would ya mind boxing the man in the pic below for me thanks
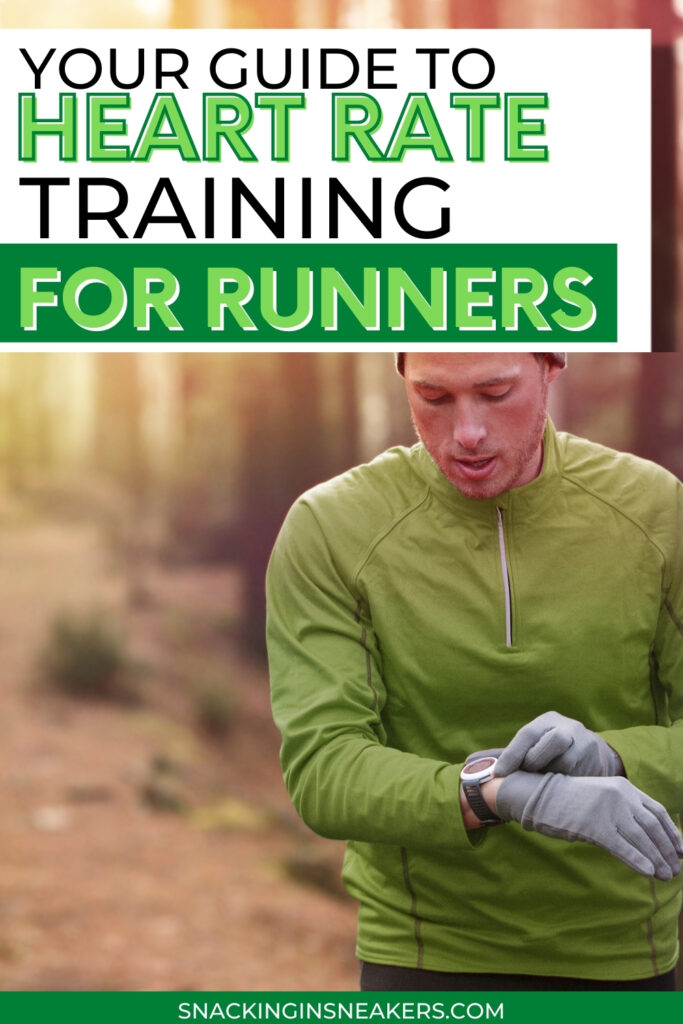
[266,353,683,991]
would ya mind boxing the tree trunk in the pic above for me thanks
[335,353,360,470]
[448,0,498,28]
[94,354,145,496]
[632,353,683,477]
[238,354,328,656]
[635,1,679,350]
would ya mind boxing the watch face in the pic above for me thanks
[462,756,497,776]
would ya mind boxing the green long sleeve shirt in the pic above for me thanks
[266,420,683,981]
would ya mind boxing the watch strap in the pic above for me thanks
[463,781,502,826]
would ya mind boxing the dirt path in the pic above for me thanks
[0,502,358,991]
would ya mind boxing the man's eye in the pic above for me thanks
[420,392,449,404]
[482,390,511,403]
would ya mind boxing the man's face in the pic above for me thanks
[404,353,563,500]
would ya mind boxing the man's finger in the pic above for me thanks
[633,810,683,877]
[606,829,658,878]
[495,725,548,774]
[642,799,683,857]
[613,820,674,882]
[523,730,576,772]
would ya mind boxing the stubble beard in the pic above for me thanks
[413,386,551,501]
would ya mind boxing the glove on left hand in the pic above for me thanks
[494,711,624,778]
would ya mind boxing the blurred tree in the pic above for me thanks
[168,353,242,561]
[552,354,683,480]
[94,354,145,496]
[0,354,54,489]
[0,355,29,490]
[356,353,414,458]
[448,0,498,27]
[170,0,197,26]
[239,354,326,654]
[327,0,344,27]
[553,354,637,454]
[332,353,360,468]
[24,355,52,468]
[632,353,683,478]
[635,0,680,351]
[237,353,370,655]
[93,353,151,604]
[230,0,297,26]
[178,353,201,453]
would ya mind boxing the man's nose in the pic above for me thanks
[452,407,487,450]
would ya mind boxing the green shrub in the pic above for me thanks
[38,611,140,703]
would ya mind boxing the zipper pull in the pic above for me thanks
[496,507,513,648]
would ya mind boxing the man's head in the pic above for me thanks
[395,353,566,376]
[400,353,565,500]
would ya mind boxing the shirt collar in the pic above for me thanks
[413,418,563,522]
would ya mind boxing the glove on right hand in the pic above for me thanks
[496,771,683,882]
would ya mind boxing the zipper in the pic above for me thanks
[496,507,513,648]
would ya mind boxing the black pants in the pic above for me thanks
[360,962,678,991]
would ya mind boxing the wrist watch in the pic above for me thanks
[460,755,501,826]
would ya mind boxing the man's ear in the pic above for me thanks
[546,359,565,384]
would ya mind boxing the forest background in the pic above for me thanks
[0,352,676,990]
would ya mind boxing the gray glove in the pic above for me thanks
[497,771,683,881]
[495,711,624,777]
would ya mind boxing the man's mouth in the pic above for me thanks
[452,455,498,480]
